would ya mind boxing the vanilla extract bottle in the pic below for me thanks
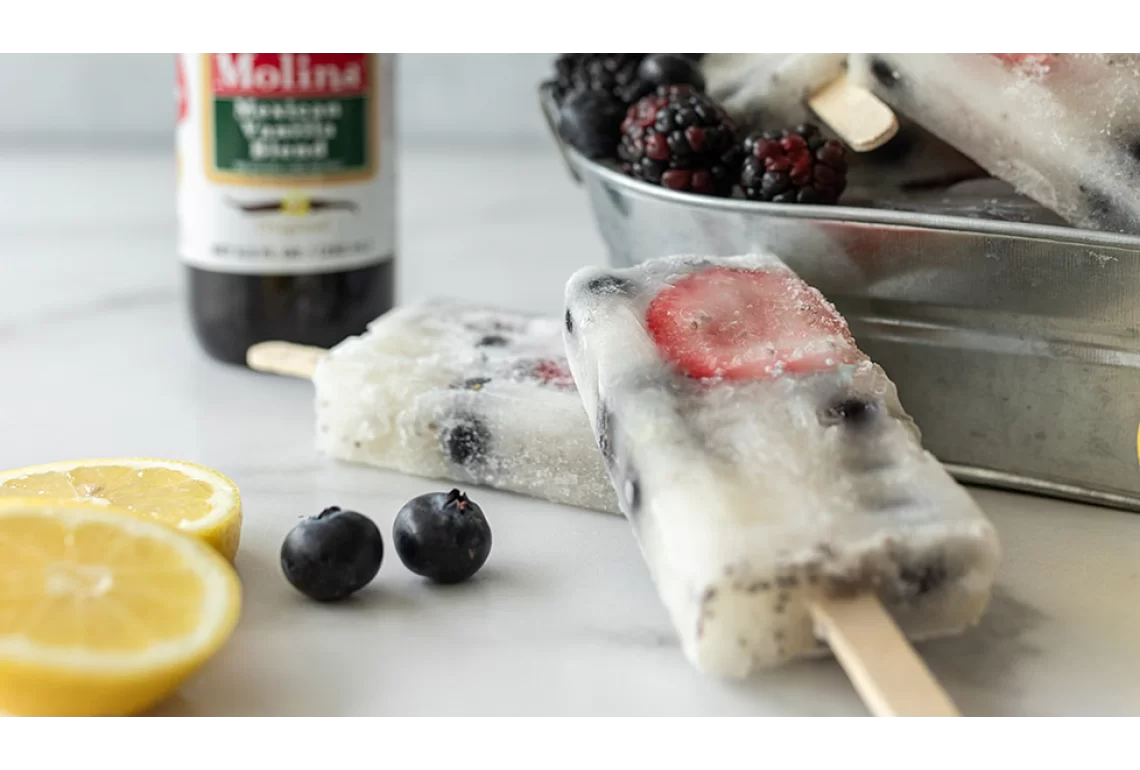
[177,53,396,365]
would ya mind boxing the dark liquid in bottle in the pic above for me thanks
[187,261,395,365]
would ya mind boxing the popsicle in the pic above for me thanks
[247,299,620,514]
[702,53,983,190]
[848,53,1140,233]
[563,253,1000,702]
[703,54,850,134]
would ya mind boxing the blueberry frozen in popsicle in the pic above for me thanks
[849,53,1140,232]
[249,298,620,513]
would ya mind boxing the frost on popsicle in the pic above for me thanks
[850,53,1140,233]
[563,253,1000,677]
[313,299,619,514]
[701,53,983,191]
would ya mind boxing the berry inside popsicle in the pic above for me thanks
[563,253,1000,677]
[849,53,1140,233]
[310,299,620,513]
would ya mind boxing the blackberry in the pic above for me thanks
[740,124,848,204]
[637,54,705,94]
[551,54,648,106]
[618,85,740,197]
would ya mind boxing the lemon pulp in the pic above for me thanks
[0,458,241,561]
[0,499,241,716]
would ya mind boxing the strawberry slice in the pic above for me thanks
[531,358,576,390]
[175,55,188,123]
[990,53,1057,71]
[645,266,862,381]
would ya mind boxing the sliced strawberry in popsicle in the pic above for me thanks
[990,53,1057,71]
[646,266,863,381]
[530,358,576,390]
[175,55,188,123]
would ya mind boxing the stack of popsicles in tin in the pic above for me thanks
[250,248,1001,716]
[847,53,1140,233]
[703,53,1140,234]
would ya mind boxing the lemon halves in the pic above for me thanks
[0,499,241,716]
[0,458,242,562]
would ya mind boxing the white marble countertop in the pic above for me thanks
[1,146,1138,716]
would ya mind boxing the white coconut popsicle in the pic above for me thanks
[703,53,848,131]
[562,253,1000,681]
[251,298,620,514]
[849,53,1140,233]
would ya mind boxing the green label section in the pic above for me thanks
[213,96,369,177]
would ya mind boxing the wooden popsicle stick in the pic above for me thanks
[809,593,960,717]
[246,341,327,379]
[807,72,899,152]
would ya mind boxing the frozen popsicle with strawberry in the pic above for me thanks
[280,298,619,513]
[849,53,1140,232]
[562,253,1000,678]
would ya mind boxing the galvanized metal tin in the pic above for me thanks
[541,89,1140,512]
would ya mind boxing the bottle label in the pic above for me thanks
[177,54,395,275]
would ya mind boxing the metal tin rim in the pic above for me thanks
[539,83,1140,252]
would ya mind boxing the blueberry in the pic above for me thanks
[585,274,636,295]
[1127,137,1140,163]
[441,414,491,468]
[558,89,625,160]
[624,474,642,513]
[861,490,912,510]
[870,58,899,88]
[638,54,706,93]
[596,406,614,463]
[393,489,492,584]
[477,334,509,347]
[823,397,879,426]
[1079,185,1135,232]
[899,561,948,597]
[280,507,384,601]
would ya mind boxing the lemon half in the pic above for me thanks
[0,499,241,716]
[0,458,241,561]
